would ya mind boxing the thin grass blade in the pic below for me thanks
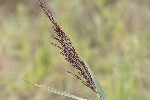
[19,76,87,100]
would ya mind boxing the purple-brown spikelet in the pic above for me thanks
[38,0,97,93]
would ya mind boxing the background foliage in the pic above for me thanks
[0,0,149,100]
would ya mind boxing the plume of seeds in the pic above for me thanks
[38,0,97,93]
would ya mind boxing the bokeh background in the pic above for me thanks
[0,0,150,100]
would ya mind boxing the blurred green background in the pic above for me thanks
[0,0,149,100]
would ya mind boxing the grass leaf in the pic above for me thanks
[84,61,108,100]
[18,76,87,100]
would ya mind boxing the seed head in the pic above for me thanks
[38,0,97,93]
